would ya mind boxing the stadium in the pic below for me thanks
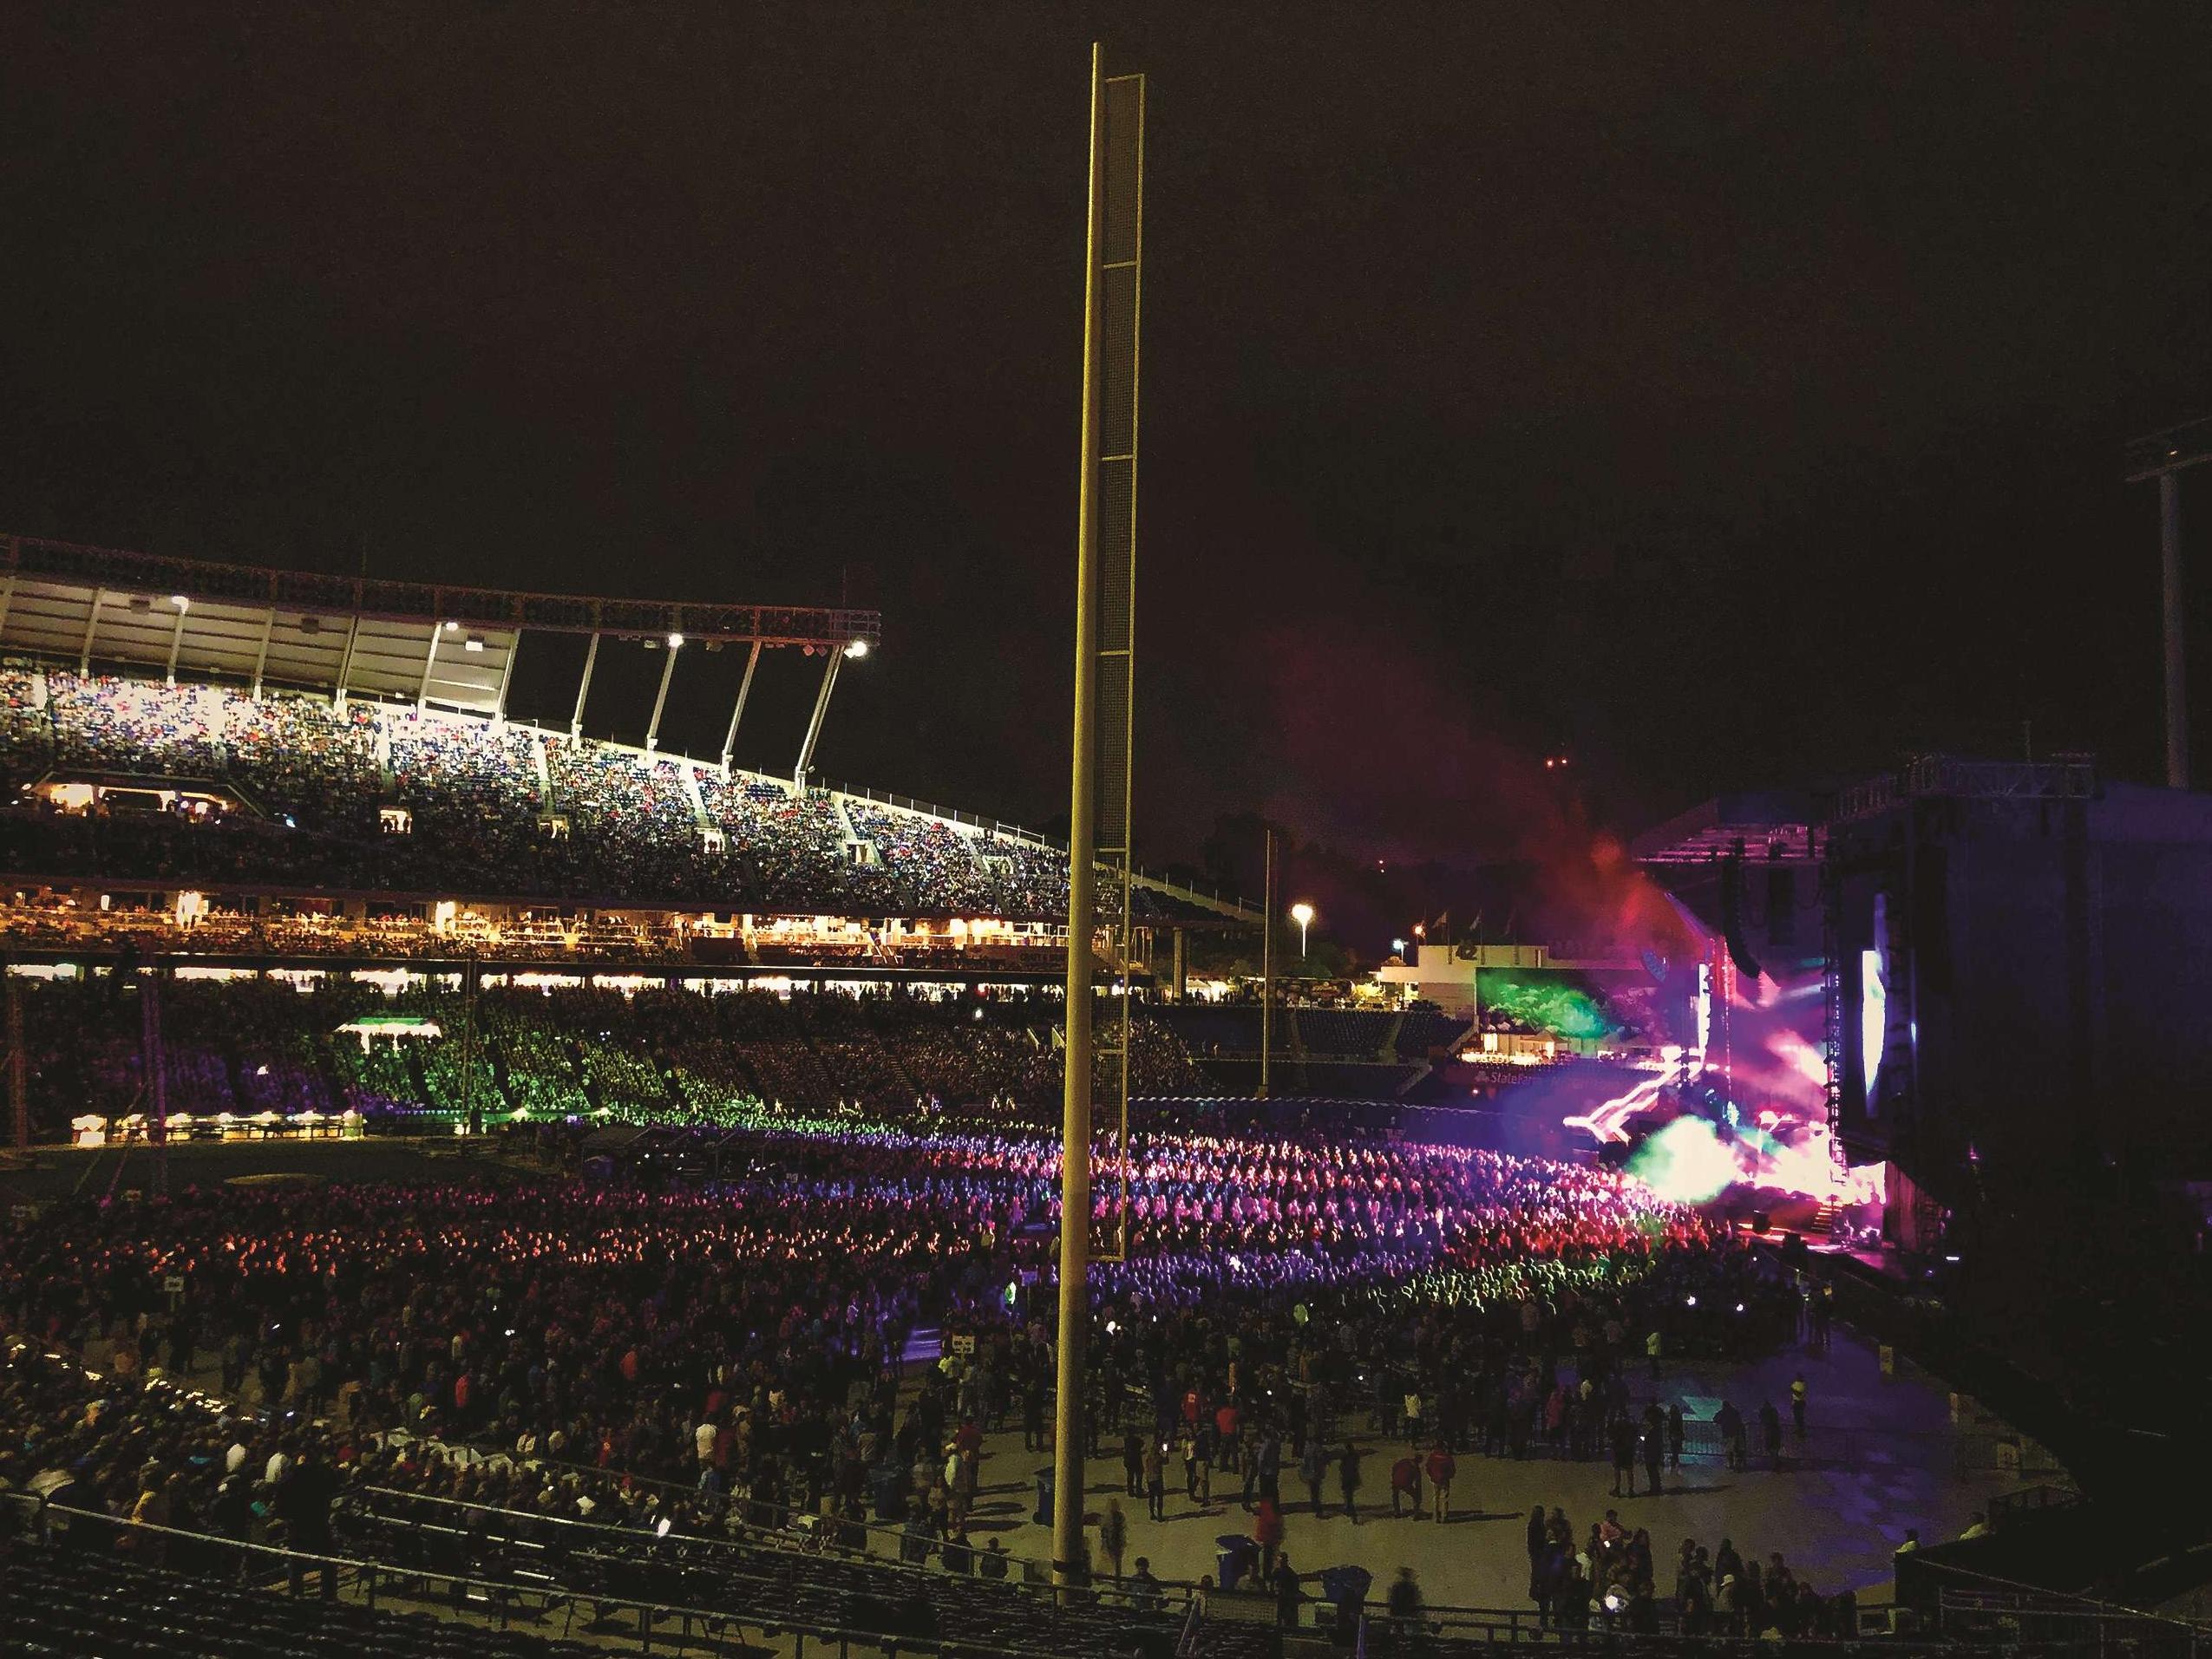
[8,18,2212,1659]
[0,550,2142,1658]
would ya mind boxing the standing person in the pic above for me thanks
[1100,1498,1129,1583]
[1122,1427,1144,1497]
[1388,1566,1426,1647]
[1215,1399,1242,1477]
[1716,1401,1747,1472]
[1667,1403,1686,1472]
[1641,1411,1666,1498]
[1338,1441,1363,1525]
[1646,1328,1663,1379]
[1273,1551,1305,1630]
[1300,1438,1328,1516]
[274,1446,338,1601]
[1253,1496,1285,1578]
[1426,1443,1456,1523]
[1790,1375,1809,1439]
[1143,1438,1168,1521]
[1525,1505,1548,1606]
[1759,1401,1784,1466]
[1180,1426,1201,1501]
[1609,1415,1638,1498]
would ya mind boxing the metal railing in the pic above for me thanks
[345,1478,1202,1616]
[816,775,1260,921]
[11,1494,2138,1657]
[12,1501,1094,1659]
[1923,1563,2211,1659]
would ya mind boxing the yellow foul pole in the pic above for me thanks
[1051,40,1109,1595]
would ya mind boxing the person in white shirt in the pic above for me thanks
[264,1449,291,1488]
[695,1421,717,1463]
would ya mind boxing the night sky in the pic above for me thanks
[5,4,2211,916]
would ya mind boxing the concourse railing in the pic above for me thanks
[10,1501,1103,1659]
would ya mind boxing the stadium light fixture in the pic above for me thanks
[666,632,684,650]
[169,594,189,611]
[442,619,458,631]
[1290,901,1315,958]
[1391,937,1407,956]
[844,638,870,659]
[463,634,486,654]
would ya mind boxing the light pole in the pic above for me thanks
[2128,420,2212,789]
[1291,902,1314,960]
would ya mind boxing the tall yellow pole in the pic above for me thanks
[1052,40,1108,1596]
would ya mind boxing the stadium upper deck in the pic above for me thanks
[0,539,1253,948]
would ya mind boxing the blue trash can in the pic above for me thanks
[1320,1565,1372,1610]
[1215,1534,1258,1592]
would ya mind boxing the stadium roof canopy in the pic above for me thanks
[0,533,882,718]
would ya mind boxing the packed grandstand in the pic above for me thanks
[0,667,1082,919]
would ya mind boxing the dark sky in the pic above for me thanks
[5,3,2211,882]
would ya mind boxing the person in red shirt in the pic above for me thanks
[1253,1496,1285,1577]
[1390,1453,1422,1519]
[1425,1445,1456,1523]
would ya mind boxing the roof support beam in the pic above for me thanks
[333,616,362,708]
[794,647,842,785]
[570,631,600,740]
[250,611,275,699]
[164,600,188,686]
[0,576,15,642]
[78,588,104,675]
[719,640,762,775]
[417,621,445,714]
[494,636,519,722]
[645,638,681,751]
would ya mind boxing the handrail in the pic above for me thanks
[20,1501,1097,1659]
[817,774,1261,923]
[350,1477,1152,1610]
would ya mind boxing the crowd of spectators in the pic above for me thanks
[1522,1503,1859,1638]
[0,1078,1865,1652]
[0,1123,1756,1520]
[0,668,1102,918]
[2,975,1207,1141]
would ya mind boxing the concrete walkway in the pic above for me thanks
[952,1328,2052,1608]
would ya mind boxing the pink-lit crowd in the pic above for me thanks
[0,1110,1816,1642]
